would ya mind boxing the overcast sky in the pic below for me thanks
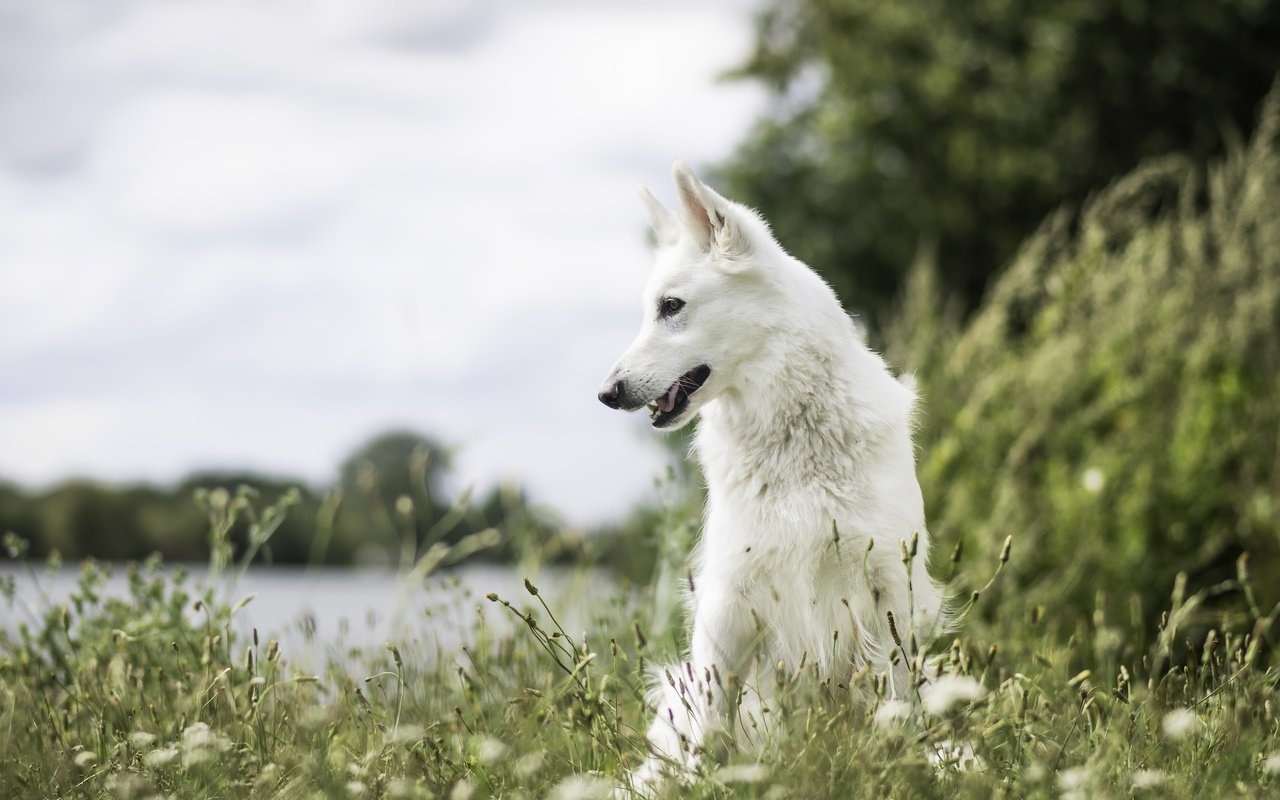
[0,0,767,526]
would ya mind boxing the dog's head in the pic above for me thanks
[598,162,781,431]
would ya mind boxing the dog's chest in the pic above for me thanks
[696,415,871,530]
[707,538,877,676]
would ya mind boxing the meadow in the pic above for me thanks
[1,483,1278,800]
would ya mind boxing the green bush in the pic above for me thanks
[888,91,1280,631]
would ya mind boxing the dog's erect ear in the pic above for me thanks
[671,161,750,263]
[638,185,679,247]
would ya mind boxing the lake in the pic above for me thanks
[0,562,621,671]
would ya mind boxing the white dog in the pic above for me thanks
[598,163,945,794]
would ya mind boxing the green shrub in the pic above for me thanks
[889,91,1280,632]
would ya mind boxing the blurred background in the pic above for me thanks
[3,0,1280,630]
[0,0,763,566]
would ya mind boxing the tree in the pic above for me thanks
[720,0,1280,313]
[337,429,452,516]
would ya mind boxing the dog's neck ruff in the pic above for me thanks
[702,331,907,474]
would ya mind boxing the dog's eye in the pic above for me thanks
[659,297,685,318]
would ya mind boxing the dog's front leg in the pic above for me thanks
[622,578,757,796]
[688,576,760,717]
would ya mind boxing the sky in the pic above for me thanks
[0,0,768,526]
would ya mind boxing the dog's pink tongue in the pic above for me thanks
[659,383,680,413]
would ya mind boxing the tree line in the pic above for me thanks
[0,431,572,568]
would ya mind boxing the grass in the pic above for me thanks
[1,487,1279,800]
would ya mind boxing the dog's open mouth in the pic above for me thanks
[647,365,712,428]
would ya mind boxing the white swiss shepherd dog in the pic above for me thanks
[598,162,946,794]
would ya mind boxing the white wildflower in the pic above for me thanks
[104,771,148,799]
[873,699,912,729]
[127,731,157,749]
[515,750,545,778]
[921,675,986,715]
[1058,764,1093,800]
[346,780,367,797]
[181,722,221,751]
[1262,752,1280,775]
[182,748,215,768]
[1161,708,1197,740]
[1058,765,1090,790]
[73,749,97,768]
[389,724,425,746]
[472,736,508,765]
[178,721,230,769]
[715,763,770,784]
[144,747,179,768]
[449,779,475,800]
[1082,468,1105,494]
[547,774,615,800]
[1131,769,1166,789]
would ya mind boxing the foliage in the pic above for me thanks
[336,431,453,540]
[885,91,1280,629]
[0,430,564,567]
[720,0,1280,311]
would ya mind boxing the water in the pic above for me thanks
[0,562,618,671]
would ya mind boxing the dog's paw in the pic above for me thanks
[927,738,984,771]
[613,754,695,799]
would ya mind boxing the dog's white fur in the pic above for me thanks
[600,163,944,795]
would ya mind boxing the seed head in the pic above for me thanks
[1161,708,1197,740]
[144,747,179,767]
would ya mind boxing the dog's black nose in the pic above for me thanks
[598,380,625,409]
